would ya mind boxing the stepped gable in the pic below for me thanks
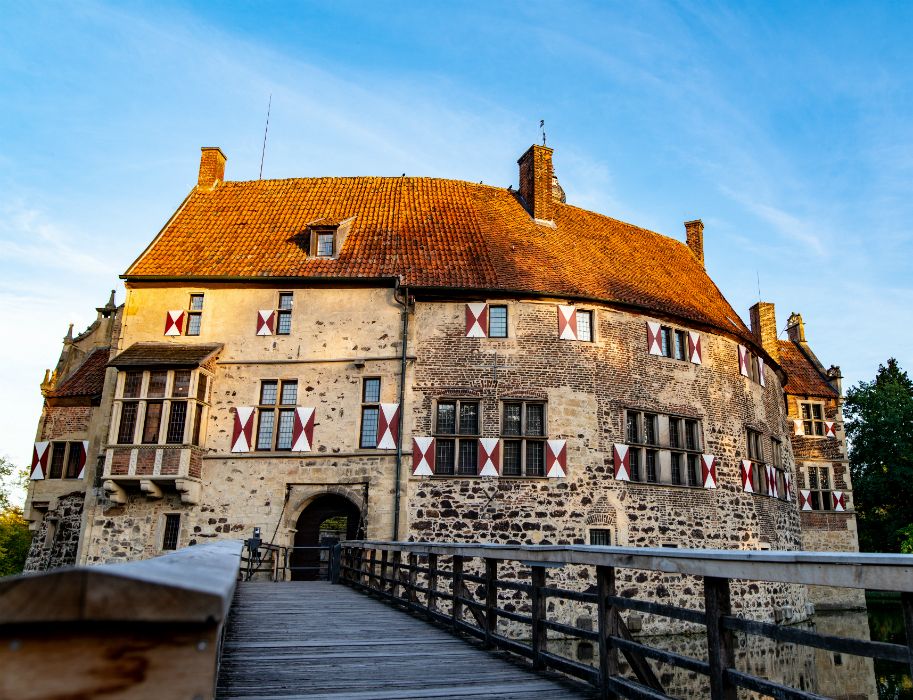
[126,176,753,344]
[778,340,838,397]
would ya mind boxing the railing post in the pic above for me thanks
[597,565,619,699]
[484,558,498,648]
[408,552,418,604]
[329,543,341,584]
[704,576,737,700]
[531,565,547,670]
[427,552,438,615]
[452,555,464,629]
[902,592,913,684]
[391,550,403,600]
[379,549,389,594]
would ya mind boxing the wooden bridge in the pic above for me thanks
[2,540,913,700]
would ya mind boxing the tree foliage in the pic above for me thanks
[0,507,31,577]
[845,358,913,553]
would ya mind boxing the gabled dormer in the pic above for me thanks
[305,217,355,259]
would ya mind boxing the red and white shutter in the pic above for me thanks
[257,310,275,336]
[546,439,567,478]
[231,407,255,452]
[701,454,717,489]
[757,357,766,387]
[76,440,89,479]
[825,421,837,438]
[558,306,578,341]
[799,489,812,510]
[741,460,754,493]
[291,407,315,452]
[783,470,792,501]
[766,465,778,498]
[688,332,703,365]
[31,441,49,480]
[833,491,846,511]
[465,303,489,338]
[164,310,185,336]
[377,403,400,449]
[412,437,435,476]
[793,420,805,436]
[738,345,750,377]
[613,444,630,481]
[646,321,663,355]
[478,438,500,477]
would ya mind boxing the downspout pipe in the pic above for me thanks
[392,277,411,541]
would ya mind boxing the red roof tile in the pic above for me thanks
[46,347,109,398]
[127,177,755,343]
[778,341,837,397]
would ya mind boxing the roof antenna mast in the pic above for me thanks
[540,119,546,146]
[756,270,762,302]
[259,94,272,180]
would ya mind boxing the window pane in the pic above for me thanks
[435,440,455,475]
[196,374,209,403]
[687,454,699,486]
[436,402,456,434]
[577,311,592,342]
[822,490,832,510]
[360,407,378,448]
[646,450,657,482]
[148,371,167,398]
[671,453,682,485]
[118,403,138,444]
[629,448,640,481]
[686,420,698,451]
[459,402,479,435]
[317,232,334,256]
[804,420,814,436]
[186,312,202,336]
[674,330,687,360]
[819,467,830,489]
[503,404,521,436]
[189,294,204,311]
[526,441,545,476]
[278,292,294,310]
[257,411,275,450]
[488,306,508,337]
[123,371,143,398]
[525,404,544,436]
[502,441,521,476]
[65,442,83,478]
[172,370,191,397]
[627,412,639,443]
[363,378,381,403]
[661,327,672,357]
[276,409,295,449]
[260,381,278,405]
[142,402,163,443]
[814,421,824,436]
[458,439,478,475]
[162,514,180,550]
[644,414,657,445]
[49,443,66,479]
[589,529,611,546]
[812,404,823,419]
[277,310,292,334]
[280,381,298,405]
[166,401,188,444]
[669,419,680,448]
[192,405,203,446]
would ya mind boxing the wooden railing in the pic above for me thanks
[0,540,242,700]
[339,541,913,700]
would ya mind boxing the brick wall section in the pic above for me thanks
[40,406,92,439]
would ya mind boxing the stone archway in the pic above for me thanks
[289,493,364,580]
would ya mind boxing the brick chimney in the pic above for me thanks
[749,301,780,364]
[518,145,556,223]
[786,312,805,343]
[198,147,227,188]
[684,220,704,266]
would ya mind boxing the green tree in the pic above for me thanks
[845,358,913,552]
[0,457,31,576]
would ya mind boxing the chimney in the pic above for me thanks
[518,145,556,223]
[684,220,704,266]
[786,312,805,343]
[749,301,780,364]
[198,147,227,188]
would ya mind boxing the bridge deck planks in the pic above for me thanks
[217,581,591,699]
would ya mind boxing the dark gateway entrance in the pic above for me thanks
[290,494,363,580]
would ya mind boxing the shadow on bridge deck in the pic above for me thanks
[217,581,591,699]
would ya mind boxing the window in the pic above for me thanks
[657,325,691,360]
[804,466,833,511]
[256,380,297,450]
[800,402,826,437]
[186,294,204,336]
[488,305,508,338]
[360,378,381,448]
[501,401,546,477]
[433,400,480,475]
[771,438,786,500]
[674,330,687,361]
[746,429,767,494]
[589,529,611,546]
[277,292,293,335]
[625,411,703,487]
[113,369,210,447]
[162,514,181,550]
[316,230,335,257]
[42,442,88,480]
[577,310,593,342]
[660,327,672,357]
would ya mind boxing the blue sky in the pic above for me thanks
[1,1,912,477]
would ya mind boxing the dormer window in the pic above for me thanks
[303,216,354,259]
[316,230,335,257]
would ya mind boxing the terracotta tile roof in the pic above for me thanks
[778,340,837,397]
[127,177,755,343]
[46,347,109,398]
[110,343,223,368]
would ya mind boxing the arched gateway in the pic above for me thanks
[290,494,364,580]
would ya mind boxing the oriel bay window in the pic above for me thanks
[434,399,480,475]
[502,401,546,477]
[625,410,703,486]
[113,368,210,446]
[257,380,298,450]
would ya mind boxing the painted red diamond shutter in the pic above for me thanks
[701,454,717,489]
[833,491,846,511]
[31,441,49,480]
[757,357,766,387]
[825,421,836,438]
[613,444,630,481]
[740,460,754,493]
[231,407,255,452]
[291,407,315,452]
[478,438,500,477]
[257,310,275,336]
[783,470,792,501]
[77,440,89,479]
[546,440,567,478]
[799,489,812,510]
[465,303,488,338]
[558,306,577,341]
[412,437,435,476]
[165,310,185,336]
[646,322,662,355]
[738,345,750,377]
[793,420,805,436]
[377,403,400,449]
[688,332,702,365]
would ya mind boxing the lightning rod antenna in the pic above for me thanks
[259,94,272,180]
[540,119,546,146]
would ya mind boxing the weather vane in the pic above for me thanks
[540,119,546,146]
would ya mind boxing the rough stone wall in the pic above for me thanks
[23,492,84,571]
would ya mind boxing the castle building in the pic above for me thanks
[24,144,859,613]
